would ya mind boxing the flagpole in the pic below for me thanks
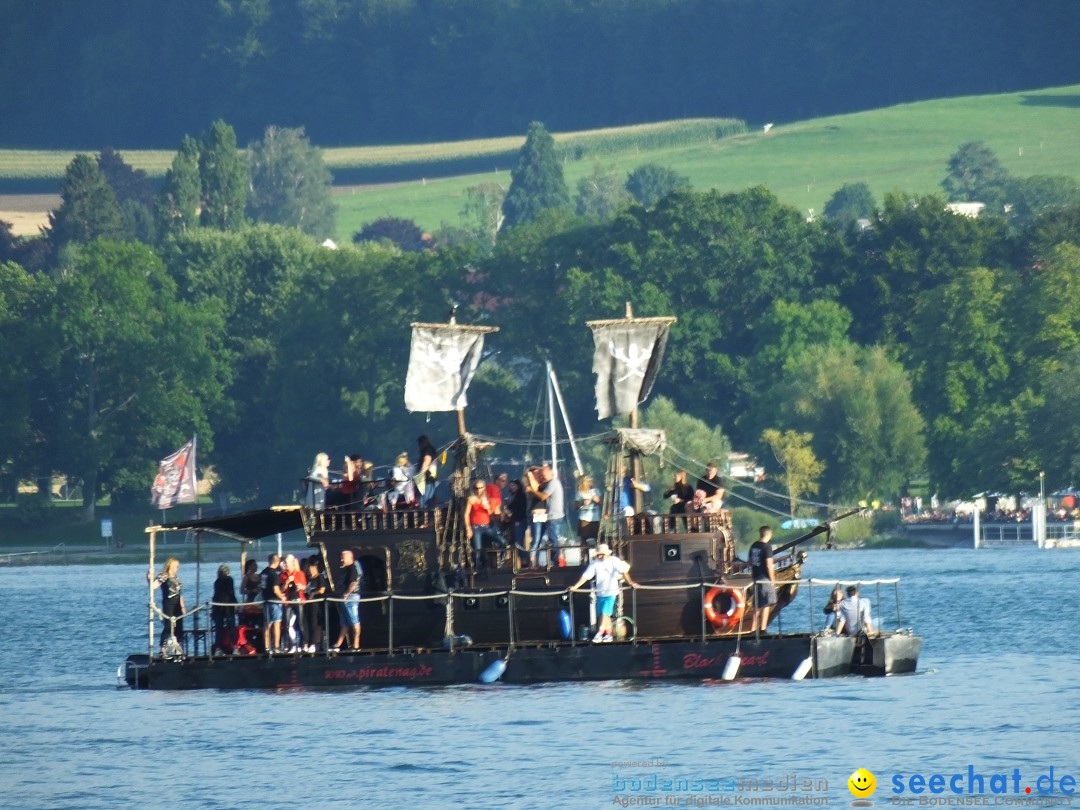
[149,526,156,656]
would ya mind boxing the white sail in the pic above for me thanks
[404,324,492,412]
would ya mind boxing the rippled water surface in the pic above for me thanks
[3,547,1079,808]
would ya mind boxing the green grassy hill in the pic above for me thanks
[331,84,1080,239]
[1,84,1077,242]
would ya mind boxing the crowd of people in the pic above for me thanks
[149,447,737,655]
[152,547,363,657]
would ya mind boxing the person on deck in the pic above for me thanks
[506,478,530,566]
[389,452,417,509]
[569,543,639,643]
[416,435,439,507]
[331,454,363,508]
[575,474,601,544]
[528,463,566,565]
[835,585,874,637]
[487,473,508,540]
[211,564,237,655]
[331,549,363,652]
[241,559,261,602]
[748,526,777,633]
[823,586,845,631]
[663,470,694,515]
[279,554,307,652]
[149,558,186,655]
[261,553,285,653]
[308,452,331,510]
[303,556,329,652]
[619,467,650,517]
[695,461,725,511]
[466,478,506,573]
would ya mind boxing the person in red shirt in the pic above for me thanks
[279,554,308,652]
[486,472,507,543]
[467,479,506,573]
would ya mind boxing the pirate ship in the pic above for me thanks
[124,308,920,690]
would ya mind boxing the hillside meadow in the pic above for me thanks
[1,84,1077,239]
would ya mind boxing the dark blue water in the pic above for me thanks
[3,547,1078,808]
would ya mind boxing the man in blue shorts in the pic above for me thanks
[569,543,639,643]
[260,554,284,653]
[331,549,362,652]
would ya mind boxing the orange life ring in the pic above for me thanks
[703,586,745,630]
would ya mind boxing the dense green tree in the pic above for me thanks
[575,164,630,220]
[501,122,570,228]
[157,135,202,238]
[47,155,128,254]
[33,240,229,517]
[353,217,427,252]
[942,141,1010,207]
[836,191,1012,347]
[199,119,248,230]
[823,182,876,226]
[906,266,1013,495]
[0,221,49,272]
[764,343,926,504]
[761,428,824,516]
[1006,175,1080,229]
[458,183,506,248]
[1036,349,1080,483]
[625,163,690,209]
[0,262,54,493]
[246,125,336,237]
[97,147,155,208]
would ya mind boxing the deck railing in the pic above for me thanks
[149,571,819,660]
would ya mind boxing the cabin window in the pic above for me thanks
[662,543,681,562]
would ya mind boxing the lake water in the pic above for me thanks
[3,547,1079,809]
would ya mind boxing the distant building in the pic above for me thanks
[945,202,985,218]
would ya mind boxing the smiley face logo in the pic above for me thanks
[848,768,877,798]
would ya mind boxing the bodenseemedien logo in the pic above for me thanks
[848,768,877,806]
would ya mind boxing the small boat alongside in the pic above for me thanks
[123,308,921,690]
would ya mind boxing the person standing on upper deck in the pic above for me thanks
[466,478,506,573]
[619,466,651,517]
[748,526,777,633]
[416,435,439,507]
[529,463,566,564]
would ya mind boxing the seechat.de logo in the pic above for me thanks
[848,768,877,806]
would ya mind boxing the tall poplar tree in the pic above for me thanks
[157,135,201,237]
[199,120,248,231]
[501,121,569,228]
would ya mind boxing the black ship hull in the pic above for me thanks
[123,631,919,690]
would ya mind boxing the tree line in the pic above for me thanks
[2,0,1078,150]
[2,119,1079,519]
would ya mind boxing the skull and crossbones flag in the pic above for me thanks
[404,325,489,412]
[151,437,197,509]
[591,322,671,419]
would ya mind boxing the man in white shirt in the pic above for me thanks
[569,543,639,643]
[835,585,873,636]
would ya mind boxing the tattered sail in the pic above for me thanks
[404,322,497,412]
[589,319,673,419]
